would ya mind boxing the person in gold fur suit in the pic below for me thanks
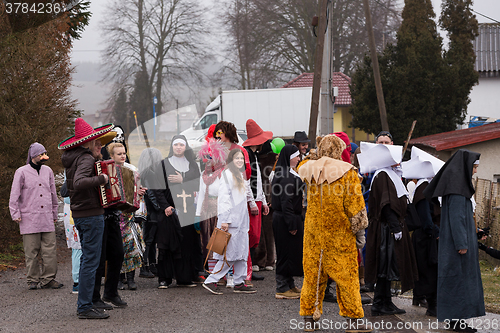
[298,135,371,332]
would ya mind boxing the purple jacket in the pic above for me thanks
[9,164,58,235]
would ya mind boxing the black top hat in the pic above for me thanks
[293,131,310,143]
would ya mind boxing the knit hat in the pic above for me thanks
[26,142,47,164]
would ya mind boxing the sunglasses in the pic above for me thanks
[215,129,224,138]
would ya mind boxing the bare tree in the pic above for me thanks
[100,0,212,123]
[330,0,402,74]
[218,0,278,89]
[219,0,402,88]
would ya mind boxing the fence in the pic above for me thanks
[474,178,500,255]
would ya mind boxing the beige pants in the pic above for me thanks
[22,232,57,285]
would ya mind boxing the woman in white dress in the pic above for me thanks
[202,149,257,295]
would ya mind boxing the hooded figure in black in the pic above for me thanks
[271,144,304,298]
[362,143,418,317]
[409,179,441,317]
[423,149,485,328]
[152,134,202,287]
[163,134,200,227]
[253,140,277,270]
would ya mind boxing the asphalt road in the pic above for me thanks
[1,227,499,333]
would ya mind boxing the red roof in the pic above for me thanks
[409,122,500,151]
[282,72,314,88]
[281,72,352,106]
[332,72,352,105]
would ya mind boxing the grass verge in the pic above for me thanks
[480,260,500,314]
[0,242,24,271]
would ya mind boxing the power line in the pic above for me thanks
[471,9,500,25]
[372,0,500,25]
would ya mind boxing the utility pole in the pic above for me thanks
[308,0,328,146]
[362,0,389,132]
[320,0,332,136]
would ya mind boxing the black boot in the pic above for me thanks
[360,282,374,292]
[371,279,393,316]
[139,265,155,278]
[149,263,158,276]
[384,280,405,314]
[118,273,126,290]
[412,295,428,308]
[425,293,437,317]
[126,270,137,290]
[385,297,406,314]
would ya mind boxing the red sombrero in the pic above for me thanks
[58,118,115,150]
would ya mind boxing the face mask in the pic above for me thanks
[113,128,125,143]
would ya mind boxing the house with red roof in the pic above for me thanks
[409,121,500,181]
[282,72,374,143]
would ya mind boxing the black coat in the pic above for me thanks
[155,156,202,281]
[411,182,439,297]
[161,157,200,227]
[151,184,182,256]
[272,173,304,277]
[365,171,418,293]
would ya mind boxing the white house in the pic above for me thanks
[466,23,500,125]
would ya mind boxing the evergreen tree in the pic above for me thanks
[0,7,88,250]
[129,70,153,128]
[350,0,478,144]
[439,0,478,125]
[112,88,130,135]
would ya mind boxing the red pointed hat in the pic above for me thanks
[242,119,273,147]
[58,118,114,150]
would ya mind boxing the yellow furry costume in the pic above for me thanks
[298,135,368,319]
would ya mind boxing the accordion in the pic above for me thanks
[95,160,141,213]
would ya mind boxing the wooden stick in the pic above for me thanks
[402,120,417,158]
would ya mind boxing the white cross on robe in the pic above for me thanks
[177,189,192,213]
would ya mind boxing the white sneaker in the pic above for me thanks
[265,266,274,271]
[252,265,260,272]
[226,276,234,288]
